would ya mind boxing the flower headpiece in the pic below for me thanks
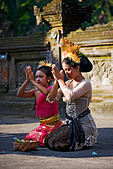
[39,60,52,67]
[62,39,81,63]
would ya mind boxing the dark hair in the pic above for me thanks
[62,57,80,69]
[35,66,53,79]
[62,54,93,72]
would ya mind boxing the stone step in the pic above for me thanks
[0,92,113,119]
[0,98,66,118]
[0,36,48,48]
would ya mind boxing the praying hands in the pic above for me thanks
[52,64,64,81]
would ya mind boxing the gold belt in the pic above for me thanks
[40,114,61,125]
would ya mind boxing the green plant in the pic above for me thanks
[79,0,113,30]
[0,0,36,36]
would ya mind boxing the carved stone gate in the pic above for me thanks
[0,0,113,93]
[34,0,113,91]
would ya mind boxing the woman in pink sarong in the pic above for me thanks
[17,61,63,146]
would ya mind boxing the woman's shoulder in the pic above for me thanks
[80,78,92,91]
[81,78,91,84]
[73,79,91,92]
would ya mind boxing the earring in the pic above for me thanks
[47,79,50,83]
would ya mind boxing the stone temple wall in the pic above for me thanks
[0,22,113,92]
[66,22,113,91]
[33,0,113,91]
[0,34,51,93]
[82,58,113,91]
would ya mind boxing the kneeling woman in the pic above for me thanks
[45,39,98,151]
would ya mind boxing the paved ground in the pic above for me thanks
[0,115,113,169]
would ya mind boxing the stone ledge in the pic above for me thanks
[0,98,113,120]
[0,92,113,119]
[0,101,66,118]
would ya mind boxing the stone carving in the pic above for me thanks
[0,1,113,93]
[86,21,113,30]
[84,59,113,90]
[48,28,62,68]
[49,29,61,46]
[56,3,62,21]
[33,6,42,26]
[16,61,39,89]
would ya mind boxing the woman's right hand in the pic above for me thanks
[26,66,35,82]
[25,66,31,82]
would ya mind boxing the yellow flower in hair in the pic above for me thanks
[39,60,46,66]
[45,62,52,67]
[39,60,52,67]
[62,39,81,63]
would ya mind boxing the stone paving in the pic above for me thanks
[0,115,113,169]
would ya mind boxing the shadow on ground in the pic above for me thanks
[0,127,113,158]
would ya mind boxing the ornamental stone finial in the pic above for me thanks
[33,6,42,25]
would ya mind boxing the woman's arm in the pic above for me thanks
[58,79,92,101]
[47,80,58,102]
[46,65,63,102]
[31,80,50,95]
[17,79,35,98]
[52,64,69,97]
[46,80,62,102]
[52,65,91,101]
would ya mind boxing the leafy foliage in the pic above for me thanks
[35,0,52,9]
[0,0,53,36]
[0,0,36,36]
[0,0,113,36]
[78,0,113,30]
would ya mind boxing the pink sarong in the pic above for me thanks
[25,86,63,146]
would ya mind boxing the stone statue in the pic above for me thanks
[33,6,42,26]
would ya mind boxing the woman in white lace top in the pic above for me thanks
[45,39,98,151]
